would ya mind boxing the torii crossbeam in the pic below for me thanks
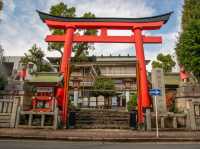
[38,10,172,127]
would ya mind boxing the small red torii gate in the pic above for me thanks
[38,11,172,126]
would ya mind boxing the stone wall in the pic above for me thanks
[174,84,200,130]
[175,84,200,113]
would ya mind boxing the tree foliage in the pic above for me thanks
[20,44,52,72]
[0,45,3,63]
[0,74,7,90]
[0,0,3,22]
[0,45,7,90]
[176,0,200,82]
[127,94,137,112]
[48,2,97,62]
[151,53,176,72]
[0,0,3,12]
[92,77,116,98]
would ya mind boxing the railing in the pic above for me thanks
[150,112,188,130]
[174,84,200,130]
[15,99,59,129]
[77,97,125,110]
[193,102,200,130]
[15,109,58,129]
[0,94,21,128]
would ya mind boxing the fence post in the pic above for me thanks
[161,117,165,129]
[10,97,19,128]
[145,108,151,131]
[188,100,197,130]
[186,110,191,129]
[173,117,177,129]
[41,114,45,127]
[15,106,21,128]
[53,107,58,130]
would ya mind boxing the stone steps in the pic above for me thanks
[75,109,130,129]
[75,124,130,129]
[0,114,11,128]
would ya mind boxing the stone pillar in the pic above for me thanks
[73,88,79,107]
[145,108,151,131]
[188,100,197,130]
[186,110,191,129]
[151,68,167,113]
[173,117,177,129]
[73,80,80,107]
[124,79,131,109]
[125,90,130,107]
[120,96,123,107]
[161,117,165,129]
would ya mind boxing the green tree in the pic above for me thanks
[127,94,137,112]
[48,2,97,62]
[0,3,6,90]
[176,0,200,82]
[151,53,176,72]
[0,75,7,90]
[181,0,200,30]
[0,45,7,90]
[0,0,3,22]
[20,44,52,72]
[0,0,3,12]
[92,77,116,99]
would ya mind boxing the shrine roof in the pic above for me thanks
[37,10,173,24]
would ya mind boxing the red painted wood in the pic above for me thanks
[46,35,162,43]
[136,61,143,124]
[45,20,164,30]
[101,28,107,37]
[134,28,150,111]
[60,27,75,127]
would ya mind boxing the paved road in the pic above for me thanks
[0,140,200,149]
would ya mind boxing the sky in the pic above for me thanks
[0,0,184,71]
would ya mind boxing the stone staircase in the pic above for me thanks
[75,109,130,129]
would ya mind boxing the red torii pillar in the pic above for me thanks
[37,10,172,127]
[134,28,150,123]
[60,27,75,125]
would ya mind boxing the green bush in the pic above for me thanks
[127,94,137,112]
[0,74,7,90]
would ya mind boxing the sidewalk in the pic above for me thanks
[0,128,200,142]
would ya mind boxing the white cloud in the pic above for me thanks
[0,0,157,57]
[75,0,155,17]
[73,0,156,56]
[5,0,15,13]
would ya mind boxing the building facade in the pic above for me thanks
[48,55,150,110]
[2,55,150,110]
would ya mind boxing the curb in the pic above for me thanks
[0,135,200,142]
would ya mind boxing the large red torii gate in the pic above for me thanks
[38,10,172,126]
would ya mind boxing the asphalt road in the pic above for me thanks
[0,140,200,149]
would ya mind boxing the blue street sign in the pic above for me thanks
[149,88,161,96]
